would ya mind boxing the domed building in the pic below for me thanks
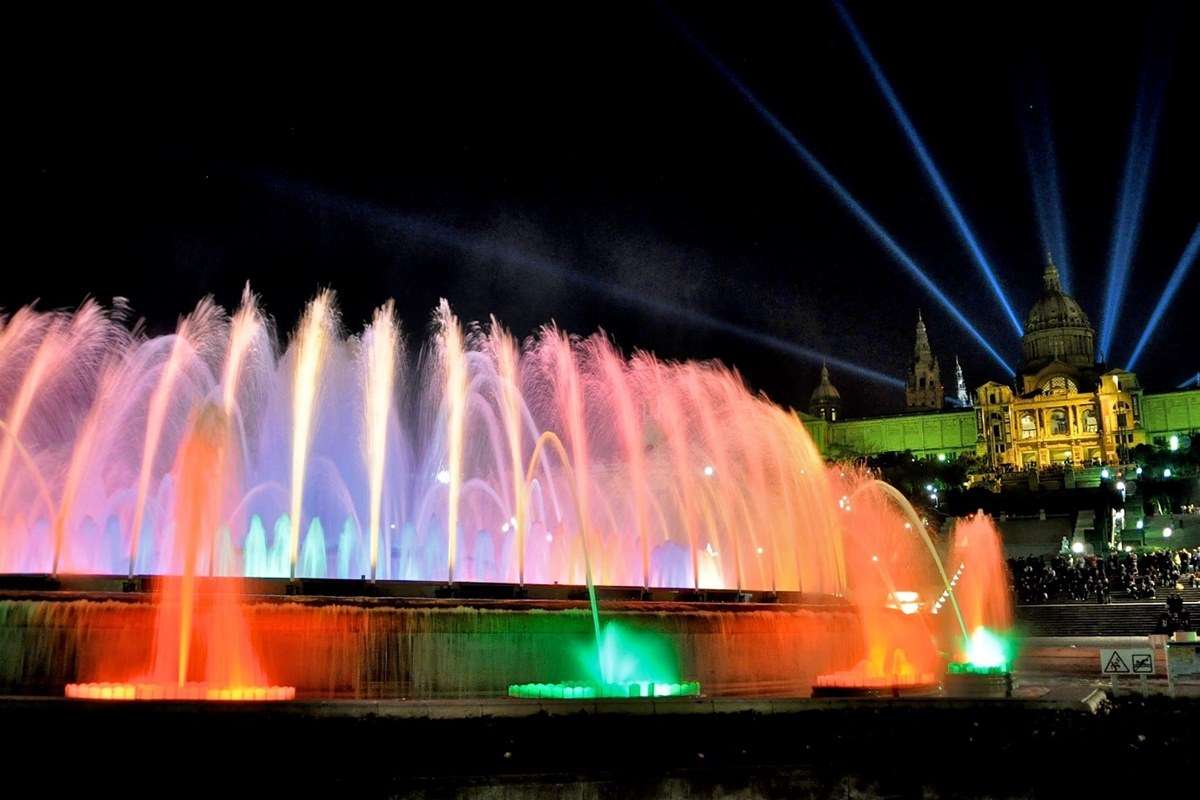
[809,364,841,422]
[1019,257,1096,389]
[975,256,1146,469]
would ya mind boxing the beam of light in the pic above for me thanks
[833,0,1024,339]
[1099,65,1167,362]
[1178,373,1200,390]
[254,174,906,389]
[1126,224,1200,372]
[1020,95,1073,294]
[667,12,1014,376]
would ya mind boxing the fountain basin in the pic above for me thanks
[0,591,858,699]
[508,680,700,699]
[65,682,295,701]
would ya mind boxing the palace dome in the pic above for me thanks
[1021,257,1095,374]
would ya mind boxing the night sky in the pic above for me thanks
[10,2,1199,416]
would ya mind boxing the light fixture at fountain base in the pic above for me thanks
[65,682,296,701]
[508,680,700,699]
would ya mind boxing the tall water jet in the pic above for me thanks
[488,318,527,584]
[947,512,1014,669]
[222,284,266,416]
[589,336,650,589]
[129,300,224,578]
[362,300,399,581]
[288,291,336,580]
[436,300,467,583]
[0,319,66,507]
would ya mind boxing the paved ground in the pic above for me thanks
[3,679,1198,798]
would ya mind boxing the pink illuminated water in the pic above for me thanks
[3,293,866,594]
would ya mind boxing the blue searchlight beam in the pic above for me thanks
[670,13,1014,376]
[1126,224,1200,372]
[258,174,907,389]
[833,0,1024,339]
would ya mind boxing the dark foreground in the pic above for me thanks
[3,692,1196,798]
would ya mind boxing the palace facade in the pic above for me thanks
[802,257,1200,465]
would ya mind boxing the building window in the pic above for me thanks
[1050,409,1068,436]
[989,393,997,404]
[1082,408,1098,434]
[1041,376,1077,396]
[1020,413,1036,440]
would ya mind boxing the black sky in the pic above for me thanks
[9,2,1199,415]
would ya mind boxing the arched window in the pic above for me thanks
[1082,407,1098,434]
[1041,376,1077,396]
[1050,409,1068,435]
[1020,413,1037,440]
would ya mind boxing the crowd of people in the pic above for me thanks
[1009,547,1200,604]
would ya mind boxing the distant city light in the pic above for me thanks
[1136,466,1143,476]
[937,453,947,462]
[1100,468,1110,479]
[1136,519,1144,530]
[1163,527,1173,538]
[1163,468,1172,478]
[1125,545,1133,553]
[1116,481,1126,492]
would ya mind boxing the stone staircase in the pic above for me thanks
[1015,594,1200,637]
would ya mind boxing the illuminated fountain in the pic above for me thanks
[65,405,294,701]
[813,469,942,696]
[942,513,1016,694]
[0,292,1011,701]
[0,293,846,594]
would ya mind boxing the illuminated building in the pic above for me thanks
[802,256,1200,465]
[975,257,1144,468]
[905,312,943,411]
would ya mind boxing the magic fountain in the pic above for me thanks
[0,292,1012,700]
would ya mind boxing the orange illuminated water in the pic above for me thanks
[818,467,943,687]
[947,512,1013,658]
[67,405,292,701]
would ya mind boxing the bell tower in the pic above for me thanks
[906,311,943,410]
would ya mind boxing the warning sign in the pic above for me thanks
[1103,650,1130,673]
[1100,649,1155,675]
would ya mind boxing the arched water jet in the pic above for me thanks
[524,430,603,682]
[852,479,968,644]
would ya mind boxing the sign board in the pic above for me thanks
[1100,648,1155,675]
[1168,644,1200,679]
